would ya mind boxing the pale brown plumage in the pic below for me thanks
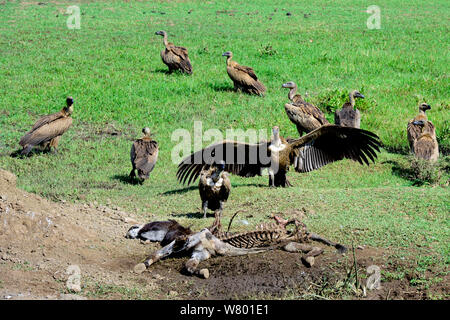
[155,30,192,74]
[407,104,439,162]
[199,161,231,218]
[222,51,266,96]
[407,103,435,153]
[19,97,74,156]
[130,127,159,181]
[177,125,381,188]
[334,90,365,128]
[282,81,329,136]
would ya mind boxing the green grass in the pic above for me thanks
[0,0,449,297]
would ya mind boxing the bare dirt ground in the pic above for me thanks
[0,169,441,300]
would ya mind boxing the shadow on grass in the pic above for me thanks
[9,148,54,158]
[382,159,427,186]
[208,83,235,93]
[170,211,213,219]
[161,185,198,195]
[111,174,142,185]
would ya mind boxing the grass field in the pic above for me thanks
[0,0,449,299]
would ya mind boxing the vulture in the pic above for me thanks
[334,90,365,128]
[407,103,436,153]
[282,81,330,136]
[130,127,159,182]
[126,220,192,247]
[222,51,266,96]
[177,125,382,188]
[19,96,74,156]
[155,30,192,74]
[198,161,231,218]
[407,104,439,162]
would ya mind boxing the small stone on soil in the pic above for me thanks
[199,268,210,279]
[301,256,315,267]
[134,263,147,274]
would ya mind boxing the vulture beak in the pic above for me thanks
[426,104,431,110]
[282,83,289,88]
[222,51,231,57]
[356,92,365,99]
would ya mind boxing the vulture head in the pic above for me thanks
[142,127,151,136]
[282,81,297,89]
[211,160,226,183]
[419,103,431,112]
[155,30,167,37]
[65,96,74,115]
[222,51,233,58]
[350,90,365,100]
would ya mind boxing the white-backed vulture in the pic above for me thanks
[222,51,266,96]
[177,125,381,188]
[334,90,365,128]
[410,119,439,162]
[407,103,435,153]
[155,30,192,74]
[199,161,231,218]
[19,96,74,156]
[130,127,159,182]
[282,81,330,136]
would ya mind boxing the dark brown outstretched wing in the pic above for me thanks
[288,125,382,172]
[19,116,72,148]
[177,140,271,185]
[131,139,159,179]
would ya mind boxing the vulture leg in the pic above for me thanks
[268,169,275,188]
[49,136,61,153]
[202,200,208,218]
[129,168,136,180]
[274,171,290,187]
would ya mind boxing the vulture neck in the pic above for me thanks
[418,109,427,116]
[271,132,283,148]
[226,56,233,67]
[62,105,73,117]
[347,93,356,108]
[288,86,298,102]
[162,33,169,47]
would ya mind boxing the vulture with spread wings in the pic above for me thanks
[177,125,382,187]
[155,30,192,74]
[222,51,266,96]
[19,97,74,156]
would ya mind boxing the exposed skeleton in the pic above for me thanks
[133,216,347,278]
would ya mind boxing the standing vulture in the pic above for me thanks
[155,30,192,74]
[282,81,330,136]
[407,104,439,162]
[407,103,435,153]
[177,125,381,188]
[199,161,231,218]
[130,127,159,182]
[334,90,365,128]
[19,96,74,156]
[222,51,266,96]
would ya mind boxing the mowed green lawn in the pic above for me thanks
[0,1,449,297]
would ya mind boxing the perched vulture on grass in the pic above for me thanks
[19,97,74,156]
[282,81,330,136]
[407,103,439,161]
[177,125,382,188]
[334,90,365,128]
[222,51,266,96]
[155,30,192,74]
[130,127,159,182]
[198,161,231,218]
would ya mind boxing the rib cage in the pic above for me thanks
[213,219,309,249]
